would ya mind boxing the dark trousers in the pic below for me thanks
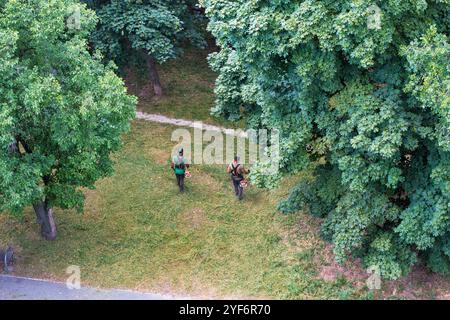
[232,178,243,200]
[176,174,185,192]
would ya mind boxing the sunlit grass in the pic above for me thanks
[0,121,362,299]
[129,47,245,129]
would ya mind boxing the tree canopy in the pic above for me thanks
[204,0,450,278]
[0,0,136,239]
[86,0,206,96]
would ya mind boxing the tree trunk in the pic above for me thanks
[145,55,163,97]
[33,201,57,241]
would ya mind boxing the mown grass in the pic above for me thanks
[128,47,244,128]
[0,120,366,299]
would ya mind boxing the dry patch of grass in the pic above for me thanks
[190,171,221,193]
[180,208,208,230]
[147,148,171,165]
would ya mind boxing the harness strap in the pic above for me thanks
[231,163,244,180]
[231,163,241,176]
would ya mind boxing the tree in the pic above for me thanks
[204,0,449,278]
[87,0,206,97]
[0,0,136,240]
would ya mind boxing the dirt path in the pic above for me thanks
[136,112,248,138]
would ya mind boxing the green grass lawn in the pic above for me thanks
[0,120,368,299]
[1,121,448,299]
[127,47,244,129]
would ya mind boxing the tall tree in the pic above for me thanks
[0,0,136,240]
[87,0,206,97]
[204,0,450,278]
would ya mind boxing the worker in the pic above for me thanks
[171,147,190,192]
[226,155,249,200]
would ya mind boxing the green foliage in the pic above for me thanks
[88,0,206,65]
[278,165,343,219]
[0,0,136,214]
[427,236,450,275]
[208,47,259,122]
[204,0,450,278]
[402,25,450,151]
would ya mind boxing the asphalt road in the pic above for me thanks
[0,275,179,300]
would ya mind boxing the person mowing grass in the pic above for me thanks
[171,147,190,193]
[227,155,249,200]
